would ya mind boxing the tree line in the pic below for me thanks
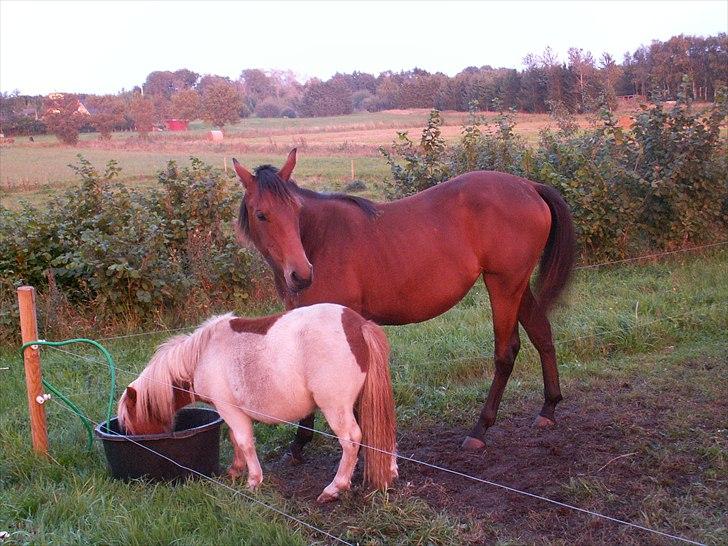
[0,33,725,140]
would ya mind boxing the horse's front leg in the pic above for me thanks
[220,408,263,489]
[463,274,525,450]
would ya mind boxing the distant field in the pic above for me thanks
[0,109,597,209]
[0,148,390,209]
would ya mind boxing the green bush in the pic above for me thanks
[0,155,261,341]
[381,85,728,261]
[380,109,451,198]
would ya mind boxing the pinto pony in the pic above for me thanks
[118,304,398,502]
[233,149,576,454]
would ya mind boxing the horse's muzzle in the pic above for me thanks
[289,268,313,292]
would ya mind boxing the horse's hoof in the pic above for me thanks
[282,450,305,466]
[534,415,556,428]
[461,436,486,450]
[316,491,339,503]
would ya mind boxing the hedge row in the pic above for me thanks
[1,157,265,341]
[382,88,728,261]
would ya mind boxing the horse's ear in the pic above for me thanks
[125,386,137,404]
[278,148,297,182]
[232,158,255,190]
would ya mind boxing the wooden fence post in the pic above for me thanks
[17,286,49,456]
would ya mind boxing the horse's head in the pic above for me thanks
[233,149,313,293]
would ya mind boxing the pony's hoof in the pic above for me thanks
[247,475,263,490]
[227,466,245,480]
[316,491,339,503]
[461,436,486,450]
[534,415,556,428]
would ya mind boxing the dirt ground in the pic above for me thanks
[264,356,726,545]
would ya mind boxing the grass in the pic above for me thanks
[1,249,726,544]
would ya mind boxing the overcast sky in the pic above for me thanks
[1,0,726,95]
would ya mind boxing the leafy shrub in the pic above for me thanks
[381,87,728,261]
[0,156,263,341]
[532,114,642,259]
[452,101,532,177]
[628,86,728,248]
[380,109,452,198]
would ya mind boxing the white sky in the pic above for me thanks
[1,0,726,95]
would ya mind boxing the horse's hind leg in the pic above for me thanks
[288,413,315,464]
[518,286,563,427]
[316,407,361,503]
[463,273,526,450]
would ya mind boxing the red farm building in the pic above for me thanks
[164,119,189,131]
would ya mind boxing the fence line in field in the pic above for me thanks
[49,300,726,396]
[572,240,728,270]
[44,398,353,546]
[88,239,728,344]
[41,301,721,546]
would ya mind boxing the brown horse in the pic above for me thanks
[232,149,575,453]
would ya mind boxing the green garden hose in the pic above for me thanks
[18,338,117,450]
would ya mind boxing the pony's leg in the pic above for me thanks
[463,273,525,450]
[288,413,315,464]
[228,428,247,479]
[219,408,264,490]
[518,286,563,427]
[316,408,362,503]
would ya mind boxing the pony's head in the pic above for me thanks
[117,335,195,435]
[233,149,313,293]
[117,382,193,435]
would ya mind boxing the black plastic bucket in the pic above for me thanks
[95,407,223,482]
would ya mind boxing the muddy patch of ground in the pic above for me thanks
[265,356,726,544]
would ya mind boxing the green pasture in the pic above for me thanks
[2,250,726,544]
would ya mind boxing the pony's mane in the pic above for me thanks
[237,165,379,238]
[126,313,232,428]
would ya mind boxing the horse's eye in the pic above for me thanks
[255,211,267,221]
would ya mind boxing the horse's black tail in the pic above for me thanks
[534,184,576,314]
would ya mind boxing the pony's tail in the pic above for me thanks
[534,183,577,314]
[358,321,397,491]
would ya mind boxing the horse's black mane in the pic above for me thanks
[238,165,379,237]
